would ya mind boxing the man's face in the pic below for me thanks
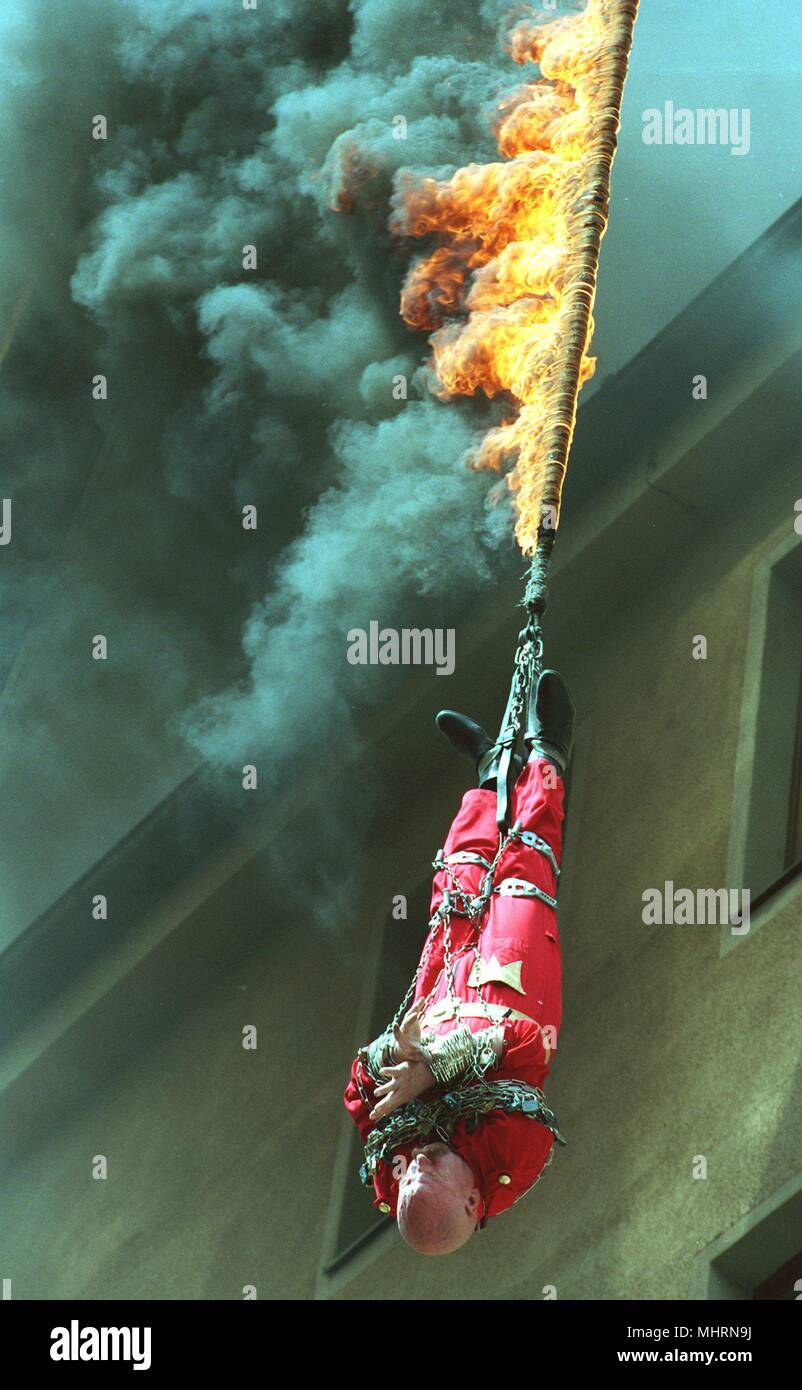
[400,1142,473,1198]
[395,1142,481,1255]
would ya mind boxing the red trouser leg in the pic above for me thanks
[415,760,565,1030]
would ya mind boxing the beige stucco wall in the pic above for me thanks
[1,443,800,1302]
[331,446,802,1300]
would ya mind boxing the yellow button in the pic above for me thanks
[499,1174,511,1185]
[378,1202,391,1213]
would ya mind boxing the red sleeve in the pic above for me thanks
[495,1019,551,1089]
[451,1020,556,1220]
[464,1107,555,1220]
[343,1056,408,1215]
[343,1056,378,1144]
[343,1023,556,1221]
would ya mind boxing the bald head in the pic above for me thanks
[396,1143,481,1256]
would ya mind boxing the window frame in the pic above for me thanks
[691,1170,802,1299]
[723,530,802,955]
[316,876,433,1295]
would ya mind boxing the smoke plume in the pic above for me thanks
[0,0,535,935]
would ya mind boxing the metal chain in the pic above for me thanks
[390,822,524,1034]
[508,613,543,743]
[361,1077,565,1185]
[388,613,544,1037]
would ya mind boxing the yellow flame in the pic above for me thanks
[395,0,623,553]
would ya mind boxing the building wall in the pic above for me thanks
[329,445,802,1300]
[1,445,800,1304]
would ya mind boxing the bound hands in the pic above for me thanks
[391,997,429,1063]
[369,1059,434,1123]
[369,1000,434,1123]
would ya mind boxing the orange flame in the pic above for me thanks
[394,0,624,553]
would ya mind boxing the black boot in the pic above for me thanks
[524,669,575,774]
[476,741,523,790]
[436,711,522,789]
[436,710,493,772]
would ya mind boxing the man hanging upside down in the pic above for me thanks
[343,668,575,1257]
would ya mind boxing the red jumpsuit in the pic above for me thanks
[344,757,564,1226]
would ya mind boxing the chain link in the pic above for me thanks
[510,613,543,738]
[390,822,523,1035]
[389,610,543,1037]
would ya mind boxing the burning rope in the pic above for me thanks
[521,0,639,618]
[397,0,640,617]
[395,0,639,826]
[509,0,640,828]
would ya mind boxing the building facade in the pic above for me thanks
[1,203,801,1301]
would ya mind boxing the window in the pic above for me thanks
[743,556,802,897]
[726,534,802,941]
[694,1172,802,1299]
[322,876,431,1275]
[753,1250,802,1301]
[785,681,802,870]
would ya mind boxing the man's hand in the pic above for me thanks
[390,998,428,1063]
[369,1058,434,1123]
